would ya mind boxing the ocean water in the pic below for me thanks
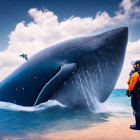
[0,89,131,139]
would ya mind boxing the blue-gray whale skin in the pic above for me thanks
[0,27,128,109]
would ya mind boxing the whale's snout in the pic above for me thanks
[113,26,128,42]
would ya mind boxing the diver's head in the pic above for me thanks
[131,60,140,70]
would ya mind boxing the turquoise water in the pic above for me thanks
[0,89,131,139]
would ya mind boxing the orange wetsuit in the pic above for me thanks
[127,72,140,92]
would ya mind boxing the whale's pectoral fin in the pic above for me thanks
[34,63,77,106]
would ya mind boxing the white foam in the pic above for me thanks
[0,100,65,112]
[0,98,129,113]
[93,98,130,113]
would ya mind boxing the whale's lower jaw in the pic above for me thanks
[52,52,125,109]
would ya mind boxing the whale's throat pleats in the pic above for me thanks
[53,50,125,109]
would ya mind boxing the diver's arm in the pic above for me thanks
[127,77,130,84]
[138,76,140,83]
[128,72,139,91]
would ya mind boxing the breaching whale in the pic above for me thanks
[0,27,128,109]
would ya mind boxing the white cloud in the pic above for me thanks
[0,0,140,89]
[114,0,140,23]
[115,39,140,88]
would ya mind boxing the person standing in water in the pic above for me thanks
[127,60,140,130]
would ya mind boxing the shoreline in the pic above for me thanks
[2,110,140,140]
[27,116,140,140]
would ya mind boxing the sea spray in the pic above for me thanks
[0,100,65,112]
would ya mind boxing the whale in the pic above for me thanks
[0,27,128,109]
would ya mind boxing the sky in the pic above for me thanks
[0,0,122,50]
[0,0,140,88]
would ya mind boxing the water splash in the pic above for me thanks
[0,100,65,112]
[73,59,123,113]
[90,98,127,113]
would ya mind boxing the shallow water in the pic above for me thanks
[0,89,131,139]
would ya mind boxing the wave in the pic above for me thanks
[0,89,130,113]
[0,98,130,113]
[0,100,66,112]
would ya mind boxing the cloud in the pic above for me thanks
[115,39,140,88]
[114,0,140,23]
[0,0,140,88]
